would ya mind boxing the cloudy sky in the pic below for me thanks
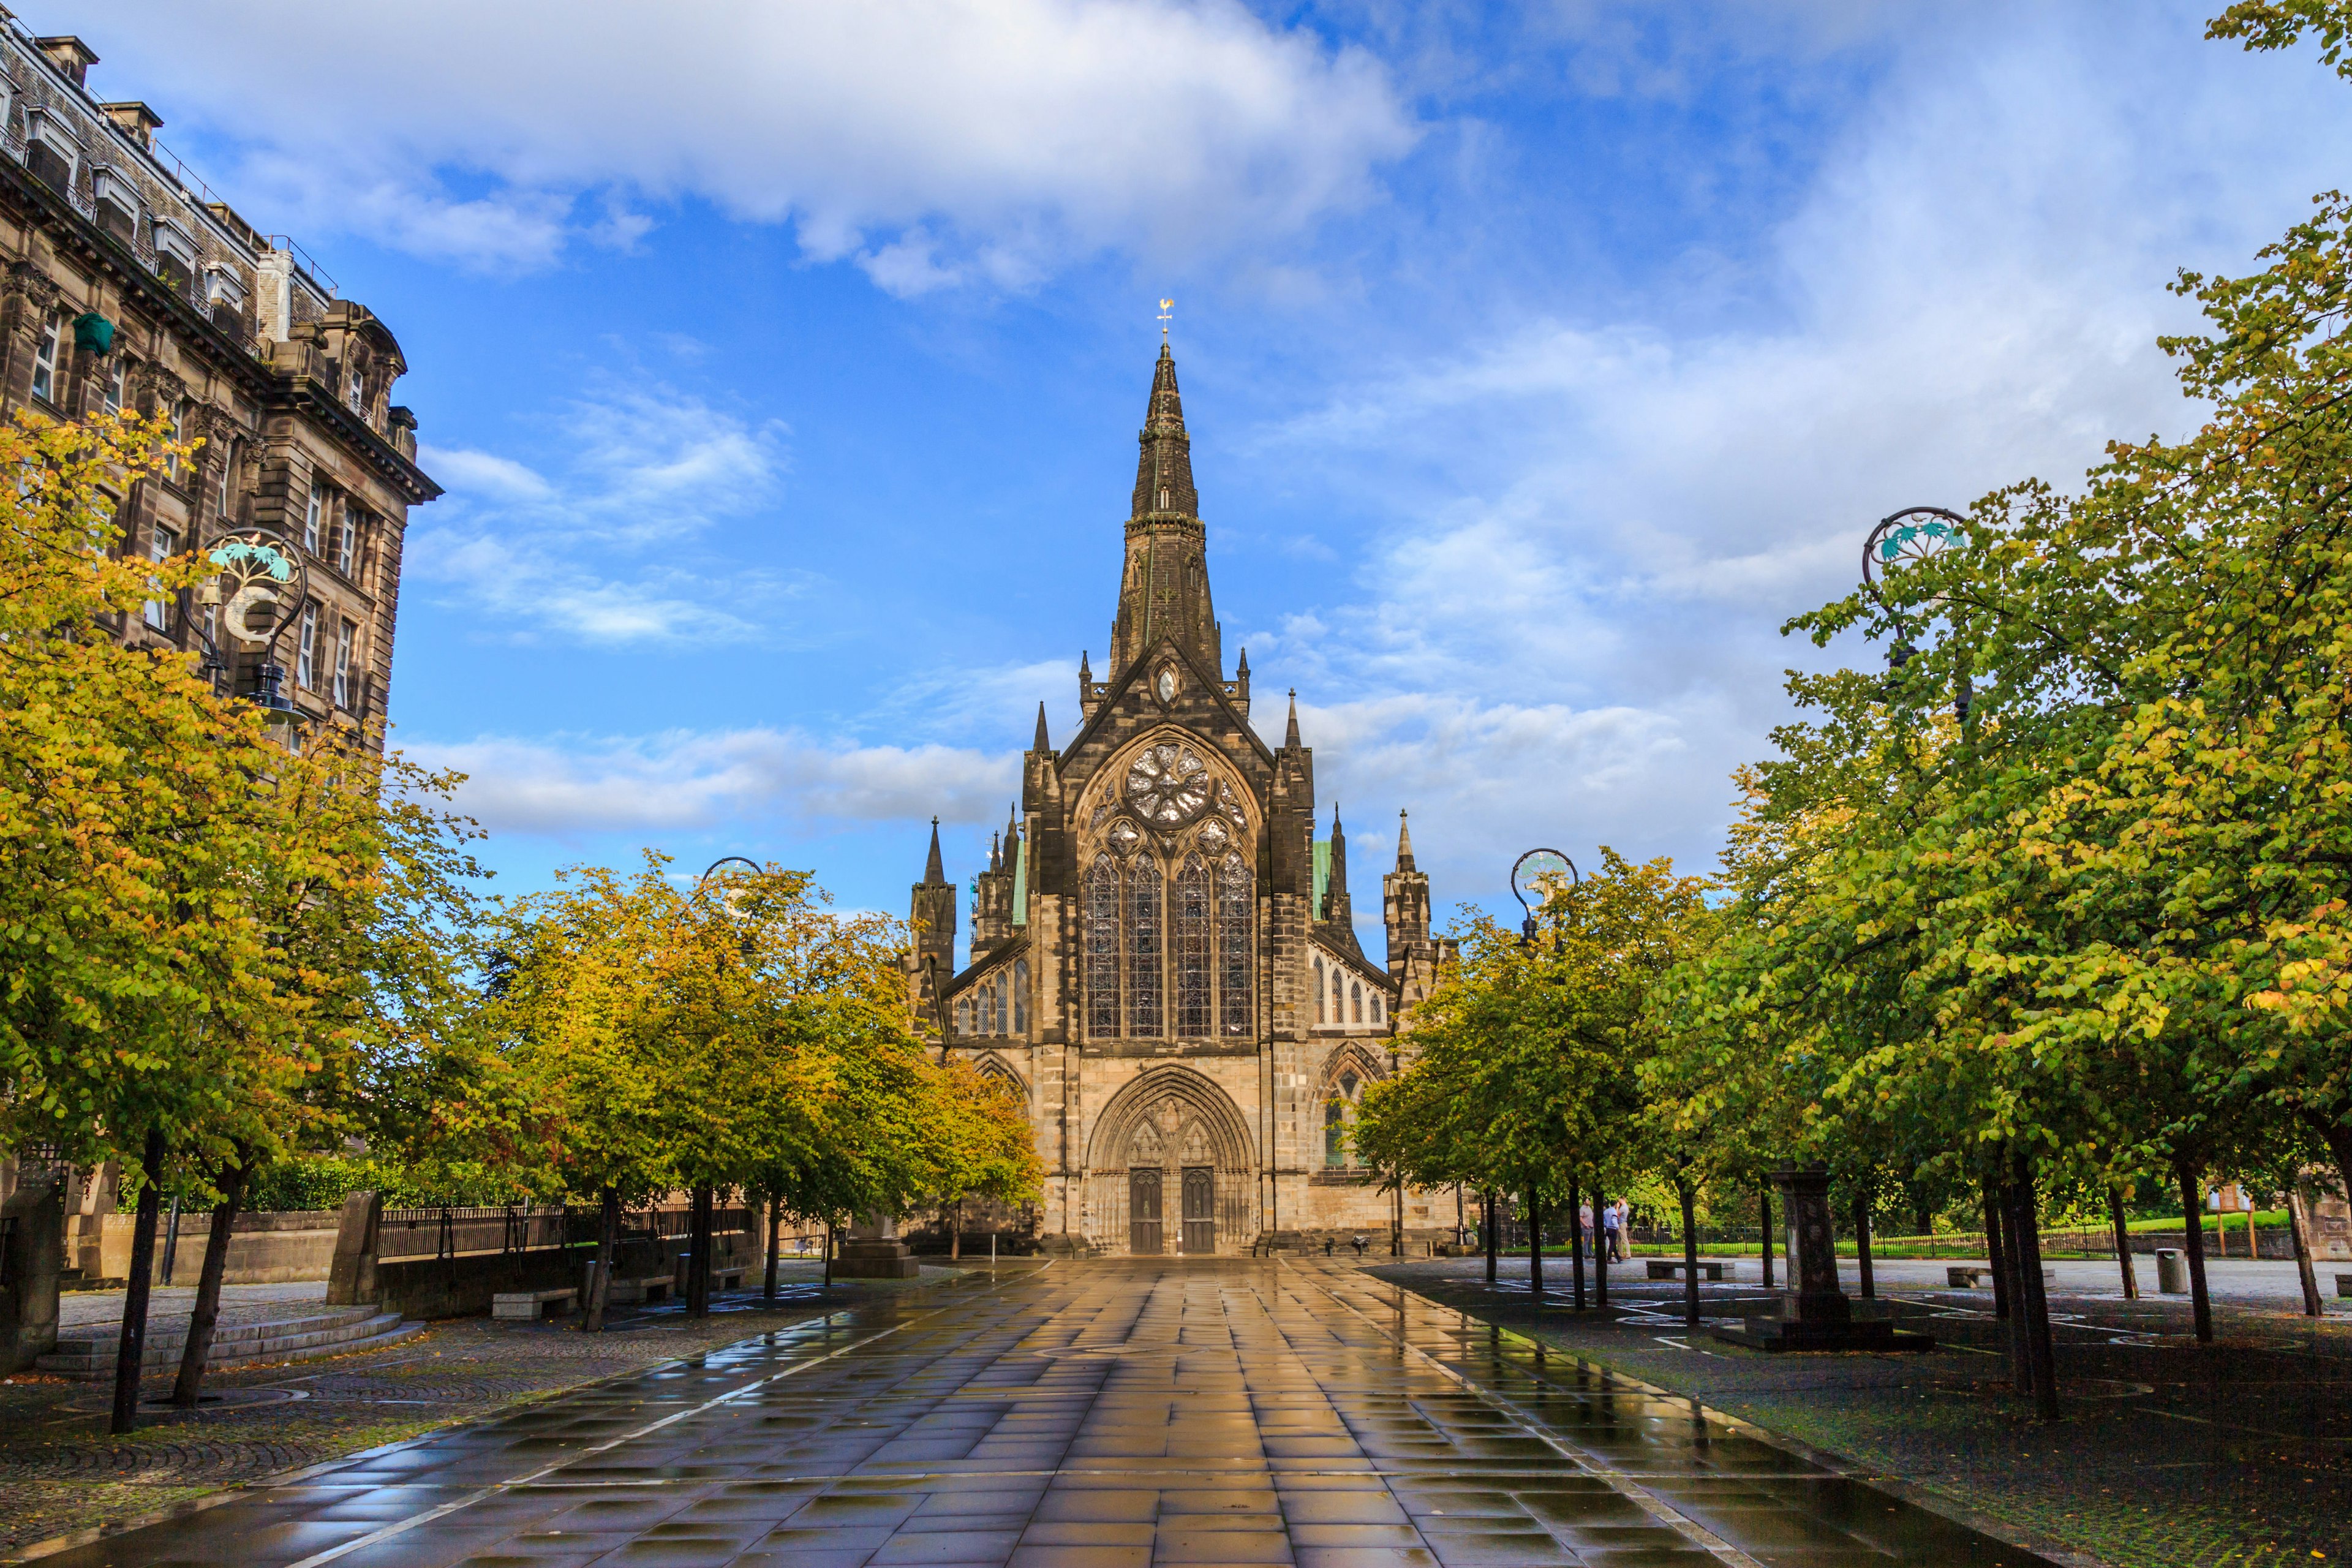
[48,1,2352,956]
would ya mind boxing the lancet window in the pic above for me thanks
[1313,956,1325,1023]
[1086,854,1120,1038]
[1218,853,1252,1036]
[1012,959,1028,1035]
[1175,854,1212,1037]
[1128,855,1163,1036]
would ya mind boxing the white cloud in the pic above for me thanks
[76,0,1417,277]
[409,383,802,646]
[409,728,1018,837]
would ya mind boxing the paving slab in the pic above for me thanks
[6,1259,2056,1568]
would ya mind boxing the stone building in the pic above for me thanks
[0,23,435,748]
[0,22,436,1257]
[912,344,1457,1256]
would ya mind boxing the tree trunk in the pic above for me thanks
[584,1188,619,1332]
[823,1221,834,1289]
[1483,1189,1498,1286]
[1758,1186,1774,1290]
[110,1127,168,1436]
[1591,1180,1608,1308]
[686,1185,713,1319]
[2289,1187,2323,1317]
[2175,1159,2212,1344]
[1678,1178,1700,1330]
[1981,1178,2011,1321]
[950,1199,962,1262]
[1566,1176,1586,1310]
[1997,1178,2033,1396]
[171,1149,247,1407]
[2009,1159,2060,1420]
[764,1199,782,1301]
[2304,1111,2352,1221]
[1853,1192,1875,1300]
[1526,1188,1543,1303]
[2107,1186,2139,1300]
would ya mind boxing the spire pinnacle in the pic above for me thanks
[1284,690,1300,748]
[1395,809,1416,872]
[1130,344,1196,518]
[1006,800,1021,849]
[924,817,944,884]
[1033,701,1051,752]
[988,831,1001,873]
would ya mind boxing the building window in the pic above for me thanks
[348,371,365,413]
[102,361,124,415]
[336,502,357,576]
[1324,1099,1344,1167]
[1351,981,1363,1024]
[1313,956,1324,1023]
[333,619,355,709]
[1012,959,1028,1036]
[1371,993,1384,1025]
[1126,855,1162,1037]
[143,524,177,629]
[31,313,60,404]
[1218,853,1252,1036]
[1331,964,1344,1020]
[215,438,237,521]
[1175,854,1211,1038]
[164,401,187,482]
[304,483,324,554]
[956,997,970,1036]
[296,603,317,690]
[1086,854,1120,1039]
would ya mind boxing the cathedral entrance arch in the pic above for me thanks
[1085,1067,1255,1255]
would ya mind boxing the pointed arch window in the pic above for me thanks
[1127,855,1163,1036]
[1313,956,1325,1024]
[1324,1099,1344,1167]
[1012,959,1028,1035]
[956,996,971,1036]
[1331,964,1344,1019]
[1218,853,1252,1036]
[1351,981,1363,1024]
[1175,854,1212,1037]
[1086,854,1120,1039]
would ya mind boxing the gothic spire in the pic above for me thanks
[1325,802,1354,932]
[923,816,944,884]
[1005,800,1021,853]
[988,831,1001,873]
[1284,690,1300,748]
[1033,701,1051,751]
[1130,343,1197,519]
[1395,809,1416,872]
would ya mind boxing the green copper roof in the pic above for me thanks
[1011,834,1027,925]
[1313,837,1330,920]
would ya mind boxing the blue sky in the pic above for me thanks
[47,1,2352,960]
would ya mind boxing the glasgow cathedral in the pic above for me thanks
[910,345,1454,1255]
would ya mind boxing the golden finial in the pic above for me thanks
[1158,297,1174,339]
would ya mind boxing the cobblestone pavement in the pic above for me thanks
[0,1263,952,1559]
[1374,1256,2352,1568]
[12,1257,2051,1568]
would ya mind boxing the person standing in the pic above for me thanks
[1580,1199,1595,1256]
[1601,1199,1621,1262]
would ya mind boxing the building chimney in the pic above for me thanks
[101,102,162,148]
[36,37,97,89]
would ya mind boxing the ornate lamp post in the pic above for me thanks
[197,528,306,715]
[1509,848,1577,944]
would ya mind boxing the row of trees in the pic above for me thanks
[1357,0,2352,1420]
[0,413,1031,1431]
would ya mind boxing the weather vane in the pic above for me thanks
[1158,297,1174,339]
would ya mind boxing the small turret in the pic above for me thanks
[1384,808,1436,1008]
[1033,701,1051,752]
[908,818,957,1039]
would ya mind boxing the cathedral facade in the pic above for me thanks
[910,345,1454,1256]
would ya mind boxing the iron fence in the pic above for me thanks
[374,1202,752,1262]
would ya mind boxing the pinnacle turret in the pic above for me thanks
[923,816,944,884]
[1033,702,1051,752]
[1395,809,1415,872]
[1284,690,1300,748]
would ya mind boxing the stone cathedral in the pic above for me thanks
[909,344,1454,1256]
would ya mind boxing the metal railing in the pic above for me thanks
[375,1202,752,1262]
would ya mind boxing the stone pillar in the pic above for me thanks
[325,1190,383,1305]
[1,1172,63,1371]
[834,1210,919,1279]
[1711,1169,1933,1353]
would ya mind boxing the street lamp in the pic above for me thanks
[697,856,764,961]
[1509,847,1578,944]
[198,528,306,716]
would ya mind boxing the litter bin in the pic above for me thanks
[2155,1248,2187,1295]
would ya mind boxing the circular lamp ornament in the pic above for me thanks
[1861,505,1966,601]
[1510,848,1578,913]
[205,529,305,647]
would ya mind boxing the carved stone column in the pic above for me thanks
[1711,1168,1934,1353]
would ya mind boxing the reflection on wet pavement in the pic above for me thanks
[29,1259,2050,1568]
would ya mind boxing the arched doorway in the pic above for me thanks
[1083,1067,1256,1255]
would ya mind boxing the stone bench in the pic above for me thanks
[1646,1260,1725,1281]
[492,1287,576,1321]
[714,1266,746,1291]
[606,1274,673,1305]
[2336,1272,2352,1299]
[1947,1266,2056,1289]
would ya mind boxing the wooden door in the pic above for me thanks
[1181,1167,1215,1254]
[1129,1167,1163,1254]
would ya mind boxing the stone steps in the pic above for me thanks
[39,1307,422,1378]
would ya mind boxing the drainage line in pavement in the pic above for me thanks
[1273,1262,1771,1568]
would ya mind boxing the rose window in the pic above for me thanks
[1126,744,1210,826]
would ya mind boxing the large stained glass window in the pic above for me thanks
[1086,854,1120,1038]
[1175,854,1212,1037]
[1128,856,1163,1036]
[1012,959,1028,1035]
[1218,853,1252,1036]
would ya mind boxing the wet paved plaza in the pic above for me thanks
[31,1259,2048,1568]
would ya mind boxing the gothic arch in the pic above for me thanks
[972,1051,1028,1104]
[1077,725,1260,843]
[1313,1041,1389,1100]
[1082,1066,1257,1254]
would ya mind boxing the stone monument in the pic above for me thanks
[1711,1169,1932,1352]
